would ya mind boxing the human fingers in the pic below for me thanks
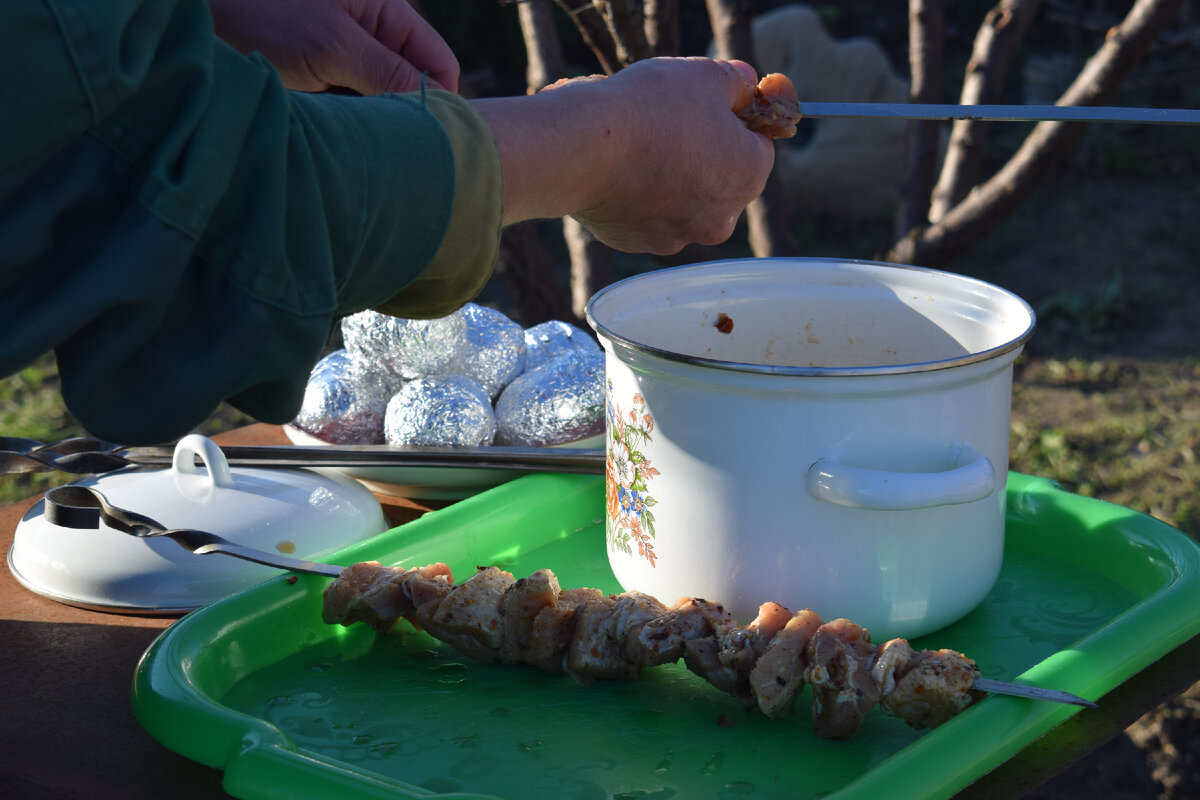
[315,23,449,95]
[718,59,761,110]
[579,59,774,252]
[374,0,460,93]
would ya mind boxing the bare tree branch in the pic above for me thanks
[553,0,621,74]
[593,0,653,65]
[889,0,1185,268]
[705,0,755,56]
[566,218,613,319]
[644,0,680,57]
[512,0,612,324]
[496,222,583,326]
[895,0,946,241]
[705,0,795,257]
[929,0,1042,222]
[519,0,569,92]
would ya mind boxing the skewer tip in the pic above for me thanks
[973,678,1097,708]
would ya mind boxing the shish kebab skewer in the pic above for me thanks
[321,561,1095,739]
[734,72,1200,139]
[40,483,1092,734]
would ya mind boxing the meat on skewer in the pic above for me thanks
[735,72,803,139]
[322,562,984,739]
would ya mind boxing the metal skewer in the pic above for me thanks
[798,101,1200,126]
[0,436,606,476]
[972,678,1095,708]
[42,485,1098,709]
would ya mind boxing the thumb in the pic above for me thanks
[718,59,760,112]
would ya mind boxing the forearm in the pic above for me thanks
[473,87,628,226]
[473,58,774,256]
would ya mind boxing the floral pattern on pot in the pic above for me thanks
[606,380,661,567]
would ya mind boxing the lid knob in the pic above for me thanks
[172,435,235,489]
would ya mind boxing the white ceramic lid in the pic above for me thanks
[7,435,387,613]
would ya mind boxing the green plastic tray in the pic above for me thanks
[132,472,1200,800]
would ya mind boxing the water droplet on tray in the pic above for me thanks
[721,781,756,795]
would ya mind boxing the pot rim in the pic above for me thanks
[585,257,1036,377]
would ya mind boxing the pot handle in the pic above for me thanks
[172,434,235,488]
[805,447,996,510]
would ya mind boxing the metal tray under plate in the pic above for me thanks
[132,472,1200,800]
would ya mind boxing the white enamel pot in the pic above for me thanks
[585,258,1035,640]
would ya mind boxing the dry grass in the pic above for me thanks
[1011,355,1200,537]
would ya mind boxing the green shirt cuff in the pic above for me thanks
[373,89,503,319]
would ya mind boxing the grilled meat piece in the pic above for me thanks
[632,596,736,667]
[807,619,882,739]
[498,569,561,664]
[322,561,453,632]
[683,601,793,708]
[750,608,823,718]
[523,586,602,672]
[566,591,667,684]
[736,72,802,139]
[416,566,515,662]
[876,642,984,729]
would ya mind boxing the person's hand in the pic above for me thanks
[571,58,774,253]
[207,0,459,95]
[475,58,775,255]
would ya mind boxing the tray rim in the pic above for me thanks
[131,471,1200,800]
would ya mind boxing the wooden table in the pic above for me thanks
[1,423,1197,798]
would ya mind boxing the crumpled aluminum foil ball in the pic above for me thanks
[445,303,526,399]
[292,349,392,444]
[522,320,600,374]
[384,376,496,447]
[341,308,467,381]
[494,350,606,446]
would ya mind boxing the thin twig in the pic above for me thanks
[929,0,1042,222]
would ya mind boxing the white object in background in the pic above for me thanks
[749,4,911,220]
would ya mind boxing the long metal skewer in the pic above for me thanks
[0,437,606,475]
[42,485,1097,709]
[798,101,1200,126]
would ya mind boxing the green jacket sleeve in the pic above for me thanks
[0,0,502,444]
